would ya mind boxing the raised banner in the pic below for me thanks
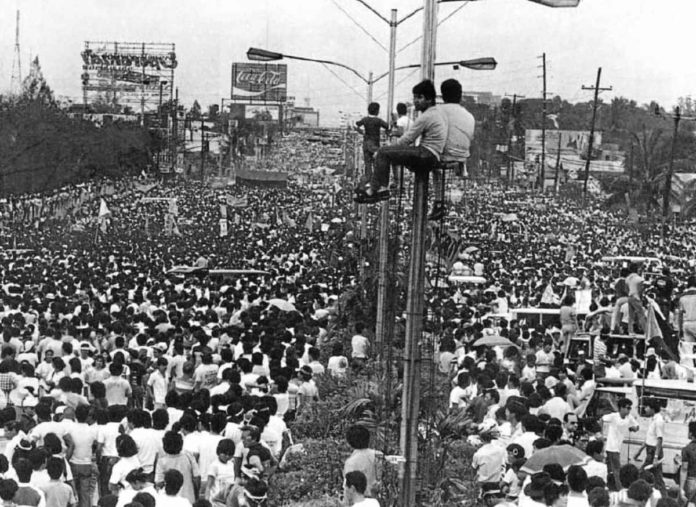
[219,218,228,237]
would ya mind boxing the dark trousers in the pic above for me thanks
[606,451,622,491]
[644,445,665,494]
[363,146,377,180]
[372,145,438,189]
[98,456,119,497]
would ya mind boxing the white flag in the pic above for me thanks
[98,199,111,219]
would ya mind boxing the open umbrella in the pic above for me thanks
[473,335,517,348]
[520,445,590,474]
[267,298,297,312]
[464,246,479,253]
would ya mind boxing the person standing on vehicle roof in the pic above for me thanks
[602,398,639,492]
[633,398,666,495]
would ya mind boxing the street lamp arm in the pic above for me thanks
[372,57,497,83]
[353,0,390,24]
[397,6,424,25]
[283,53,369,84]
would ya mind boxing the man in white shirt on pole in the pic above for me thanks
[601,398,639,491]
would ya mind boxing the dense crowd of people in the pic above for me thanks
[0,80,695,507]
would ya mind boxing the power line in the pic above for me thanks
[397,1,470,54]
[329,0,388,53]
[373,67,420,101]
[320,62,367,103]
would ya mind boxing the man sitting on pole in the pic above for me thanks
[429,78,475,220]
[354,79,447,203]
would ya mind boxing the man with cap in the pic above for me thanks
[502,444,525,502]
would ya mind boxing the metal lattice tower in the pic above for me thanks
[10,10,21,94]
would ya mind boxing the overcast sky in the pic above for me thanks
[0,0,693,125]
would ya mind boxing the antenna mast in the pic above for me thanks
[10,10,22,94]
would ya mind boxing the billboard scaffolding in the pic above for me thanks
[81,41,176,115]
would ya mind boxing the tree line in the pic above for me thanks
[0,57,156,196]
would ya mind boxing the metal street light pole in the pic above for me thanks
[397,0,579,503]
[399,1,437,503]
[375,9,398,355]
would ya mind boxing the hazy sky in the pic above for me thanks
[0,0,693,125]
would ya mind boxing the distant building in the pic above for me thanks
[525,129,625,177]
[461,91,502,106]
[287,106,320,127]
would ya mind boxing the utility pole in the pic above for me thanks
[375,9,397,354]
[553,131,562,193]
[171,87,179,175]
[358,71,375,242]
[504,94,524,186]
[582,67,612,194]
[663,107,682,230]
[399,0,436,504]
[538,53,547,192]
[201,118,206,180]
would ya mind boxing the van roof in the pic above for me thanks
[596,386,633,395]
[639,379,696,395]
[601,256,661,264]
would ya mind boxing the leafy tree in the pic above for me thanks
[21,56,55,107]
[190,100,202,120]
[207,104,219,120]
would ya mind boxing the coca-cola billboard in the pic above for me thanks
[231,63,287,103]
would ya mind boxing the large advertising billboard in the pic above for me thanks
[231,63,287,103]
[81,41,176,114]
[525,129,601,158]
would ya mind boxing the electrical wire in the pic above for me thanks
[397,1,470,55]
[372,67,420,102]
[320,63,367,103]
[329,0,388,53]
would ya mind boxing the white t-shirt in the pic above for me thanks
[472,443,506,483]
[645,413,665,447]
[110,455,141,488]
[194,364,219,390]
[197,433,223,478]
[155,494,192,507]
[449,386,468,408]
[602,412,638,453]
[147,370,168,404]
[67,422,98,465]
[327,356,348,377]
[97,422,121,458]
[583,458,608,481]
[351,335,369,359]
[206,458,236,500]
[351,499,381,507]
[130,427,160,473]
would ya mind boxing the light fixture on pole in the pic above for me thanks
[528,0,580,6]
